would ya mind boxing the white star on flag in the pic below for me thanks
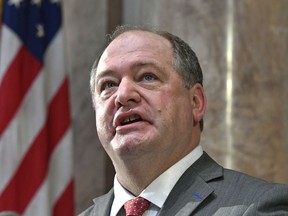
[36,24,45,38]
[31,0,42,6]
[8,0,23,7]
[50,0,61,4]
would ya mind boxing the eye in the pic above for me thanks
[105,82,116,88]
[100,81,117,91]
[142,74,155,81]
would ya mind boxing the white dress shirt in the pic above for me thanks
[110,145,203,216]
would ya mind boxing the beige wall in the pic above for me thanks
[63,0,108,213]
[64,0,288,213]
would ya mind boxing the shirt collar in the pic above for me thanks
[111,145,203,215]
[111,175,134,215]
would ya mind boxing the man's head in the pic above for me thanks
[90,25,206,173]
[91,25,205,131]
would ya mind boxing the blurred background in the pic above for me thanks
[64,0,288,214]
[2,0,286,215]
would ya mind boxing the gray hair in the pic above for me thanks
[90,25,204,130]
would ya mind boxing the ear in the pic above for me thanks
[189,83,206,125]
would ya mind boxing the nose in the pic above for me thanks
[114,78,141,109]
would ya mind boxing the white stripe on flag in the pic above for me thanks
[23,129,73,216]
[43,30,67,100]
[0,25,21,82]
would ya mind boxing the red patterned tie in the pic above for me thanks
[124,197,150,216]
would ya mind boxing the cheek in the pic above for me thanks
[94,101,110,132]
[95,103,104,124]
[95,107,114,146]
[159,91,193,123]
[95,109,105,138]
[153,92,178,124]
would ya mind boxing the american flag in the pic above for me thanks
[0,0,74,215]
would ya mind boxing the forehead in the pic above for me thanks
[97,31,173,72]
[112,30,171,49]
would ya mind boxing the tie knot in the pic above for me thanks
[124,197,150,216]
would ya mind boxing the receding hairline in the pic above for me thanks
[110,29,172,43]
[105,29,173,56]
[94,29,174,72]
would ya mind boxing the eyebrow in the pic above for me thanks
[95,61,165,82]
[95,70,115,83]
[131,61,164,72]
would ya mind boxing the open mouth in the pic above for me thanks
[121,114,143,126]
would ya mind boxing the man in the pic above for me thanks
[80,25,288,216]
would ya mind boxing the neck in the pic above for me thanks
[113,154,164,196]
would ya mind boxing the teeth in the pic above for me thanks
[122,115,141,125]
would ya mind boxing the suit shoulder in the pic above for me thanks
[223,168,278,186]
[78,189,114,216]
[78,204,94,216]
[221,168,288,199]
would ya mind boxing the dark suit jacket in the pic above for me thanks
[79,152,288,215]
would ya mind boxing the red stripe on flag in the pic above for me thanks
[0,46,42,136]
[47,79,71,148]
[53,180,74,216]
[0,78,71,214]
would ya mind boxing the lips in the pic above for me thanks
[113,111,147,128]
[121,114,142,125]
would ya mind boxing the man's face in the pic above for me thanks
[93,31,202,163]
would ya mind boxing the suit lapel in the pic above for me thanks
[158,152,223,216]
[91,188,114,216]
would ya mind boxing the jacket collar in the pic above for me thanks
[158,152,223,216]
[91,188,114,216]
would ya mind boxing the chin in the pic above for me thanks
[111,135,152,156]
